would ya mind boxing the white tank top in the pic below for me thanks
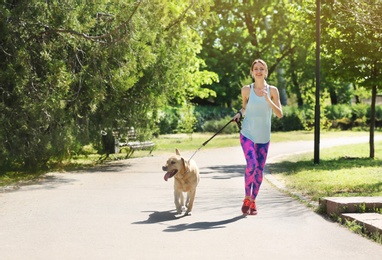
[240,83,272,144]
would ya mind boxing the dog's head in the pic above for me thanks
[162,149,188,181]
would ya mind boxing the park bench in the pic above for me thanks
[117,127,155,159]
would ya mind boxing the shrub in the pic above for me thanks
[176,104,197,134]
[272,106,304,131]
[157,107,179,134]
[194,106,236,132]
[366,105,382,120]
[156,104,382,134]
[333,118,353,130]
[201,116,240,134]
[325,104,353,120]
[352,104,369,120]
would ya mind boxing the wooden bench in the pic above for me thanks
[117,127,155,158]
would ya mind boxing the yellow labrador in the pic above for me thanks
[162,149,200,215]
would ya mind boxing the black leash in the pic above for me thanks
[189,119,241,160]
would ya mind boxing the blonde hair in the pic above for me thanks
[250,59,268,79]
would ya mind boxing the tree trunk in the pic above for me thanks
[353,83,360,104]
[329,88,338,105]
[290,56,303,107]
[369,85,377,159]
[276,66,288,106]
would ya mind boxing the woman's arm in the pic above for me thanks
[233,85,250,122]
[265,86,283,118]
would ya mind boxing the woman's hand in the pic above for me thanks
[261,89,270,102]
[233,111,242,122]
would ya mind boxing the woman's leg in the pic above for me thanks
[251,142,270,200]
[240,134,255,199]
[240,134,270,214]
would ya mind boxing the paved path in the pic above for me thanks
[1,136,382,259]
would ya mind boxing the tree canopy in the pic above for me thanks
[0,0,217,169]
[0,0,381,170]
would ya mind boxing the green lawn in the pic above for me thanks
[152,130,376,154]
[268,140,382,201]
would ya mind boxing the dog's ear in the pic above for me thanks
[175,148,181,156]
[181,158,189,173]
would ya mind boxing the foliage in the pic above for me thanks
[157,104,382,134]
[201,116,239,134]
[196,0,379,110]
[321,0,382,157]
[271,106,305,131]
[157,105,236,134]
[198,0,315,107]
[0,0,217,170]
[194,105,236,131]
[325,104,353,120]
[157,107,180,135]
[322,0,382,87]
[1,0,382,171]
[176,102,198,134]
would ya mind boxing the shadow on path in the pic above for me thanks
[200,164,245,179]
[1,174,77,193]
[132,210,186,224]
[132,211,246,232]
[163,215,246,232]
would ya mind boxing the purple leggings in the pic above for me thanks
[240,134,270,200]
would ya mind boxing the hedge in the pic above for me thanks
[157,104,382,134]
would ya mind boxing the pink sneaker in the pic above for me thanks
[249,201,257,215]
[241,199,251,214]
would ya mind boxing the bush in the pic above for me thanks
[176,104,197,134]
[157,106,236,134]
[333,118,353,130]
[325,104,353,120]
[201,116,240,134]
[366,105,382,120]
[157,107,180,134]
[272,106,304,131]
[194,106,236,132]
[156,104,382,134]
[352,104,369,120]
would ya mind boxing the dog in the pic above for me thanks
[162,149,200,215]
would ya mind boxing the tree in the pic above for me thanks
[198,0,317,108]
[322,0,382,158]
[0,0,217,170]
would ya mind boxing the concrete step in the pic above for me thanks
[319,196,382,215]
[319,197,382,236]
[342,213,382,235]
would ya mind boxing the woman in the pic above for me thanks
[233,59,283,215]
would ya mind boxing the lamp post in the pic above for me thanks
[314,0,321,164]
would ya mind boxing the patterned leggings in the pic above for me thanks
[240,134,270,200]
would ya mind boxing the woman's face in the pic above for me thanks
[252,62,267,79]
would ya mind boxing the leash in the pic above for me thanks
[188,119,241,161]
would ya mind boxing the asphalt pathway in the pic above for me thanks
[1,135,382,259]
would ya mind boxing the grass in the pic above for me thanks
[268,140,382,201]
[152,130,375,154]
